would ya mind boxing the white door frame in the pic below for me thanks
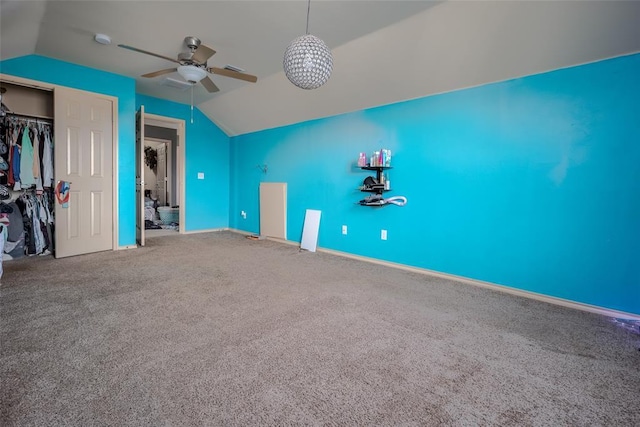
[144,113,186,234]
[136,106,145,247]
[0,73,119,252]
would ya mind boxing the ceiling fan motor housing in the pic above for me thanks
[184,36,201,51]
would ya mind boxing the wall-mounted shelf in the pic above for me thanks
[360,166,392,172]
[356,153,405,207]
[359,166,392,195]
[356,149,395,206]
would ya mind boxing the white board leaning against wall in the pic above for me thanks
[301,209,321,252]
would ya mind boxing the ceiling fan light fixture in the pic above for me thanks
[283,0,332,90]
[177,65,207,83]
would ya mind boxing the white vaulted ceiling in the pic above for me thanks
[1,1,639,136]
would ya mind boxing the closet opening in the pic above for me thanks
[1,80,55,261]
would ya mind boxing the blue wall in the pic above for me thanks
[230,53,640,315]
[136,95,230,231]
[0,55,137,246]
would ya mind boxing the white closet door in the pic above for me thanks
[54,87,114,258]
[259,182,287,239]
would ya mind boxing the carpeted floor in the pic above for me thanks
[1,231,639,426]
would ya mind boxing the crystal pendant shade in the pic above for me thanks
[283,34,333,90]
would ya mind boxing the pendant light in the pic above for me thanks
[283,0,333,90]
[177,65,207,124]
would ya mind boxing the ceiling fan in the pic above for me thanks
[118,36,257,93]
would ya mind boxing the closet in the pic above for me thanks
[1,82,55,259]
[0,76,117,260]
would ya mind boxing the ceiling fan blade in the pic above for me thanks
[142,68,177,78]
[208,67,258,83]
[192,44,216,64]
[117,44,180,64]
[200,76,220,93]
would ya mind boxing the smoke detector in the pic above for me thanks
[94,34,112,45]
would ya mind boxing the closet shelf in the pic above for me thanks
[4,111,53,121]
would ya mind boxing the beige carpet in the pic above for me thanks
[1,231,639,426]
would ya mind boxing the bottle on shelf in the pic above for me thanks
[358,152,366,167]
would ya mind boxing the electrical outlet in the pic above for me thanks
[241,211,247,219]
[381,229,387,240]
[342,225,347,235]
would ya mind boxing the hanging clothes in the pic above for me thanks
[0,224,4,278]
[0,121,7,188]
[19,126,36,187]
[12,124,21,189]
[1,200,25,259]
[42,126,54,188]
[31,126,43,192]
[37,126,45,188]
[2,117,53,192]
[15,190,53,256]
[32,126,41,181]
[6,124,14,187]
[1,114,55,258]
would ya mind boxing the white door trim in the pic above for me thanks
[0,73,119,252]
[136,107,145,247]
[143,113,186,234]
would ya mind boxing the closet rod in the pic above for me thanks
[3,112,53,124]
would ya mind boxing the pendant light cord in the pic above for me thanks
[305,0,311,34]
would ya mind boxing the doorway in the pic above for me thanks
[136,110,185,245]
[143,137,171,207]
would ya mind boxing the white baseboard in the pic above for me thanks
[226,230,639,321]
[182,227,228,235]
[227,228,253,236]
[317,247,640,321]
[117,245,137,250]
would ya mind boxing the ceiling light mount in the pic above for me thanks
[283,0,333,90]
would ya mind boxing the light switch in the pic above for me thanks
[197,172,205,180]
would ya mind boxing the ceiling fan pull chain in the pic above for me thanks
[190,84,194,124]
